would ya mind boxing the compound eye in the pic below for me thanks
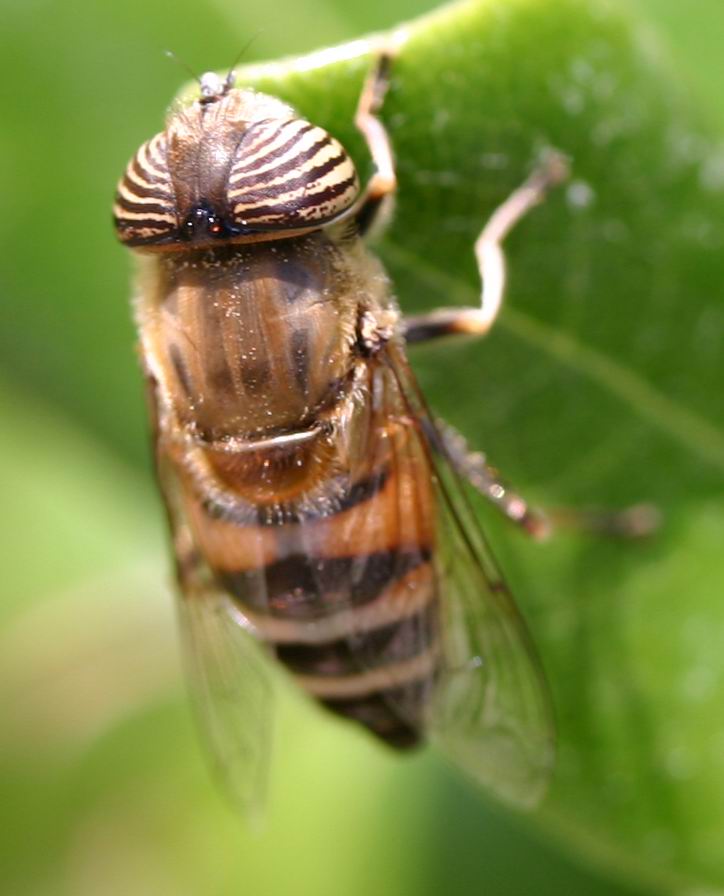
[113,132,178,247]
[226,117,359,232]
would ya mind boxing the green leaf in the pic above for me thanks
[172,0,723,890]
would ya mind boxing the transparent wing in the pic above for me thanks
[427,462,555,808]
[175,549,275,818]
[368,346,555,807]
[153,426,275,818]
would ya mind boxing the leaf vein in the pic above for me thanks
[384,240,724,473]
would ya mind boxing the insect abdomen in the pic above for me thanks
[180,386,439,748]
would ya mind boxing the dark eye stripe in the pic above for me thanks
[124,162,172,196]
[232,174,358,223]
[136,141,169,180]
[229,151,350,204]
[146,132,168,163]
[114,197,176,217]
[229,120,316,177]
[113,219,176,245]
[228,134,334,192]
[118,177,173,204]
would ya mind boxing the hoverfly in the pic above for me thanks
[113,52,568,810]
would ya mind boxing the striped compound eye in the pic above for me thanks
[113,101,360,248]
[225,117,360,233]
[113,132,177,247]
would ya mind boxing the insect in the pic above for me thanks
[113,53,570,810]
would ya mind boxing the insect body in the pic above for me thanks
[114,59,560,809]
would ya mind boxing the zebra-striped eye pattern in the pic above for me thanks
[226,117,359,232]
[114,132,177,247]
[113,85,360,249]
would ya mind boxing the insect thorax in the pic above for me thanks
[137,229,393,441]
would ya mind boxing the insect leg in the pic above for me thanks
[428,418,551,538]
[431,418,659,540]
[353,50,398,236]
[404,153,569,345]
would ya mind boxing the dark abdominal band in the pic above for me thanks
[320,680,435,749]
[217,546,437,749]
[217,548,429,619]
[280,604,438,748]
[208,401,437,747]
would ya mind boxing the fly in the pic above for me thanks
[112,51,620,811]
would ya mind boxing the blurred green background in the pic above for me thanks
[2,0,723,894]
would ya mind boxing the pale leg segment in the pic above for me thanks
[404,153,569,344]
[353,51,398,236]
[354,52,568,340]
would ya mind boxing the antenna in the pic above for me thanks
[224,32,263,90]
[164,49,201,85]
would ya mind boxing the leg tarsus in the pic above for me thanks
[545,503,661,539]
[403,151,570,345]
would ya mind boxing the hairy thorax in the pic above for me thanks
[136,229,385,440]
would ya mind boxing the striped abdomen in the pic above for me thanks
[176,358,440,748]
